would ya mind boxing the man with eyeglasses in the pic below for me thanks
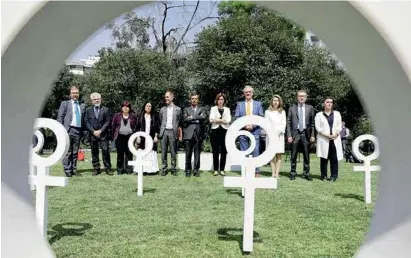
[286,89,316,181]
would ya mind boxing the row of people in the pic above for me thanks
[56,86,344,181]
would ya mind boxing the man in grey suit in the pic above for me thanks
[57,86,86,177]
[159,91,182,176]
[286,89,316,181]
[183,92,207,177]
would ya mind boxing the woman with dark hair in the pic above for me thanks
[209,93,231,176]
[111,101,137,175]
[315,97,344,182]
[136,101,160,174]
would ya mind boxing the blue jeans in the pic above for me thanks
[239,134,260,173]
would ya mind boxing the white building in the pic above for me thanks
[66,55,100,75]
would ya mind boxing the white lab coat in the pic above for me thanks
[315,111,344,160]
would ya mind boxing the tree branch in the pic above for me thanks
[173,0,200,55]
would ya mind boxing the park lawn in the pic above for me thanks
[46,153,376,258]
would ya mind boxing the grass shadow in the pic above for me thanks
[217,228,262,255]
[48,222,93,245]
[225,189,243,198]
[335,193,364,202]
[76,168,94,175]
[132,188,157,194]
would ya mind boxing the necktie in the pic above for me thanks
[94,106,99,119]
[74,101,81,127]
[298,105,303,130]
[246,101,251,116]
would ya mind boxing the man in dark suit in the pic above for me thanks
[183,92,207,177]
[85,92,113,176]
[286,90,316,181]
[159,91,182,176]
[57,86,86,177]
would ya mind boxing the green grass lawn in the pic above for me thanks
[45,153,376,258]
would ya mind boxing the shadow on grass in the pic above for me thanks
[132,188,157,194]
[225,189,243,198]
[217,228,262,255]
[48,222,93,245]
[335,193,364,202]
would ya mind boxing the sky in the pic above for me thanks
[67,1,220,62]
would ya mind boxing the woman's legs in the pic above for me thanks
[275,153,282,178]
[270,156,277,177]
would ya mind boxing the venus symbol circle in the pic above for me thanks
[31,118,69,167]
[128,132,154,157]
[32,130,45,153]
[352,134,380,162]
[225,115,278,167]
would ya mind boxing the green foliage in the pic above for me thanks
[352,115,374,139]
[41,66,84,119]
[83,48,188,114]
[189,1,363,124]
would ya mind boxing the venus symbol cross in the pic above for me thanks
[352,134,381,204]
[29,118,70,237]
[223,115,279,253]
[128,132,154,197]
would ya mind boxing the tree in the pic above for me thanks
[106,1,219,57]
[188,0,364,125]
[83,48,188,114]
[40,66,84,119]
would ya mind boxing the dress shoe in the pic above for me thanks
[214,171,219,176]
[330,178,337,182]
[105,169,113,176]
[65,172,72,177]
[161,171,167,176]
[193,171,200,177]
[320,176,328,181]
[304,175,313,181]
[220,171,225,176]
[93,168,101,176]
[290,175,296,180]
[71,171,81,176]
[185,171,191,177]
[171,171,178,176]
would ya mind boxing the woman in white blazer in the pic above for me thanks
[315,97,344,182]
[264,95,286,178]
[209,93,231,176]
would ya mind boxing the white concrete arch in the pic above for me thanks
[2,1,411,257]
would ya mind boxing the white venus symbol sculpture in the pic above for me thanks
[224,115,279,253]
[128,132,154,197]
[29,118,70,237]
[30,129,45,191]
[352,134,381,204]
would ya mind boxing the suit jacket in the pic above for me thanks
[183,105,207,140]
[286,103,316,139]
[234,100,264,135]
[85,105,111,140]
[111,112,138,140]
[57,99,86,131]
[209,106,231,130]
[159,104,182,139]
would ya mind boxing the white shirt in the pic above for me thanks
[165,104,174,129]
[298,103,306,130]
[145,114,151,134]
[70,99,81,127]
[245,99,253,115]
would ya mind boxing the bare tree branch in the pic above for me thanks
[173,0,200,55]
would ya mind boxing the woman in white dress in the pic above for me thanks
[136,101,159,174]
[264,95,286,178]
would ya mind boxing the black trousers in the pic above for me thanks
[115,134,133,174]
[90,136,111,170]
[210,127,227,171]
[62,127,81,173]
[320,140,338,179]
[290,131,310,176]
[185,135,202,173]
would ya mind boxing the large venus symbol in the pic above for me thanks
[128,132,154,197]
[224,115,279,253]
[29,118,70,237]
[352,134,381,204]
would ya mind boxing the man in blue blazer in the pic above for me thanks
[57,86,86,177]
[235,85,264,176]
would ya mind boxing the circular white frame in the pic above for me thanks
[128,132,154,158]
[3,1,411,257]
[352,134,380,162]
